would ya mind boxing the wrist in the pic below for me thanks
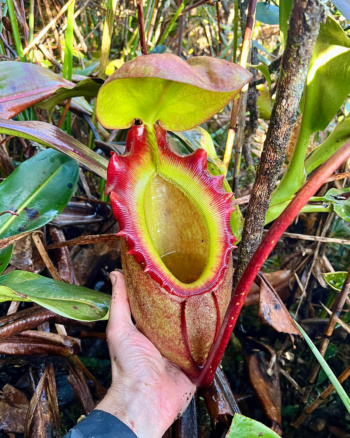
[95,384,165,438]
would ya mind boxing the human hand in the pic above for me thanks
[96,271,196,438]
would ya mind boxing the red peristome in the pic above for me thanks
[106,123,236,298]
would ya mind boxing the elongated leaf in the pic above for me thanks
[332,0,350,21]
[305,118,350,174]
[279,0,293,50]
[0,246,12,275]
[0,149,78,238]
[324,271,347,292]
[256,2,279,25]
[295,321,350,414]
[226,414,280,438]
[0,271,110,321]
[0,61,72,119]
[37,77,103,113]
[0,118,108,178]
[96,54,252,131]
[301,16,350,134]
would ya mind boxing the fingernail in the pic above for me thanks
[110,273,118,286]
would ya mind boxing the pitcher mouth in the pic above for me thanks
[106,123,236,298]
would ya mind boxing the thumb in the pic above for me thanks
[108,271,133,330]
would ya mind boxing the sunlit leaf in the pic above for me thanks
[226,413,280,437]
[0,271,110,321]
[324,271,347,292]
[96,54,252,131]
[257,84,272,120]
[301,16,350,134]
[305,118,350,174]
[0,62,102,119]
[0,118,108,179]
[0,61,72,119]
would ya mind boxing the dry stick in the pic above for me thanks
[292,366,350,429]
[0,230,33,250]
[308,266,350,385]
[42,0,63,59]
[22,0,75,56]
[32,233,62,282]
[325,171,350,183]
[265,231,350,246]
[232,0,326,288]
[147,0,160,43]
[223,0,257,173]
[136,0,148,55]
[57,98,72,129]
[195,138,350,387]
[45,233,119,250]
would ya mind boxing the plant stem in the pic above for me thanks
[6,0,25,61]
[28,0,34,62]
[136,0,148,55]
[195,138,350,387]
[232,0,326,287]
[62,0,75,134]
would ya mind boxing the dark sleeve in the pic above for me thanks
[63,410,138,438]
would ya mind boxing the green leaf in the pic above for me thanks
[0,149,79,238]
[305,118,350,174]
[279,0,293,50]
[324,187,350,222]
[295,321,350,414]
[250,63,271,91]
[0,271,110,321]
[173,127,226,173]
[301,15,350,134]
[0,118,108,179]
[332,0,350,20]
[96,54,252,132]
[256,2,279,25]
[226,414,280,438]
[324,271,347,291]
[257,84,273,120]
[0,246,12,275]
[36,77,103,113]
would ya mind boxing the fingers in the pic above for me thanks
[108,271,133,330]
